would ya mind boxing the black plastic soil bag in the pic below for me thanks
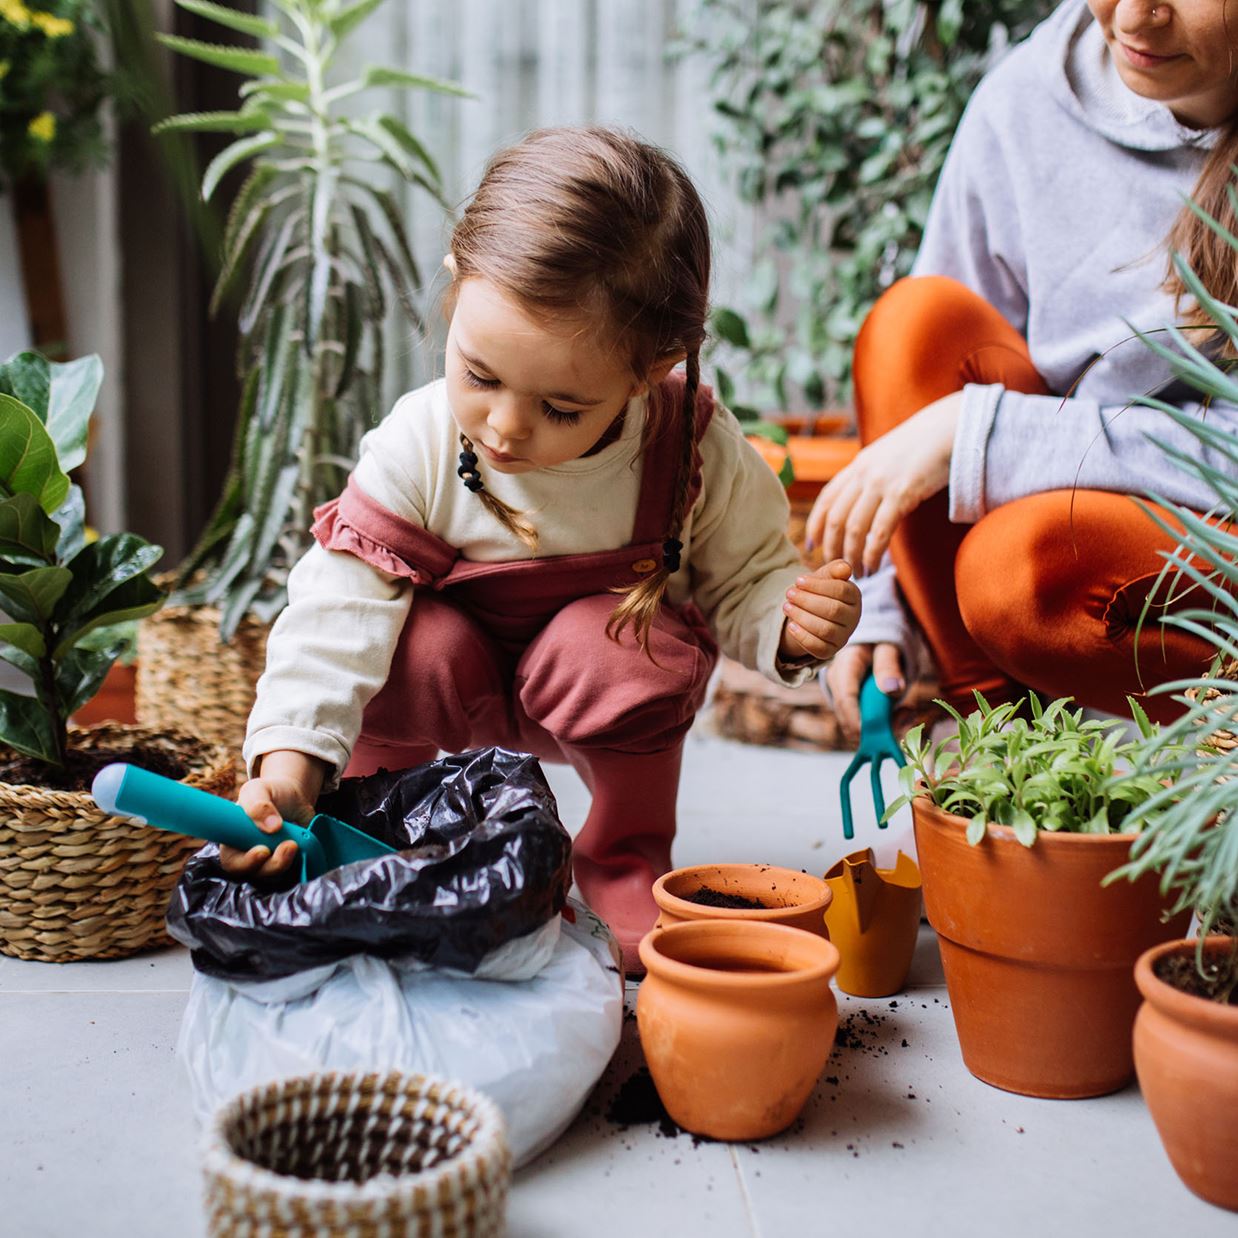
[167,748,573,982]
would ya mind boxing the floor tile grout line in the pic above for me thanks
[728,1144,764,1238]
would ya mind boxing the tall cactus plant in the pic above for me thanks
[156,0,468,638]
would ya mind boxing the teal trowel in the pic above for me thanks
[91,762,397,882]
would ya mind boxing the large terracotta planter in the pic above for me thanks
[1134,937,1238,1211]
[637,920,840,1141]
[913,797,1190,1098]
[652,863,832,937]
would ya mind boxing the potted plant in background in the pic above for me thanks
[688,0,1053,753]
[1102,249,1238,1211]
[888,694,1189,1098]
[0,350,232,963]
[135,0,467,757]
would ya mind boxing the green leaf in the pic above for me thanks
[156,33,281,78]
[361,65,473,97]
[56,644,122,718]
[713,307,752,349]
[202,132,281,203]
[0,352,50,420]
[0,565,73,626]
[51,485,86,563]
[0,396,70,514]
[0,688,60,766]
[375,116,441,184]
[329,0,386,41]
[0,493,61,563]
[54,535,164,636]
[45,354,102,474]
[966,813,988,846]
[54,574,165,659]
[152,110,273,136]
[174,0,280,38]
[0,621,45,679]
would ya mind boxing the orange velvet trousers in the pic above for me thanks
[853,276,1213,722]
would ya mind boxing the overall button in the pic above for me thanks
[631,558,658,575]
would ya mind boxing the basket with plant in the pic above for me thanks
[888,692,1189,1099]
[0,350,232,963]
[135,0,466,753]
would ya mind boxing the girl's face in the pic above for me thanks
[1088,0,1238,128]
[445,277,641,474]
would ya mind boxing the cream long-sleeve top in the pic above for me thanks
[244,378,817,785]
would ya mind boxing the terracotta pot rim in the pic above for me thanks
[1134,936,1238,1034]
[913,795,1140,848]
[638,919,840,989]
[652,863,832,921]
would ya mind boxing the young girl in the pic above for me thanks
[225,127,861,968]
[813,0,1238,740]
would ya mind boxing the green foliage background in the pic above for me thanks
[688,0,1054,416]
[0,0,108,184]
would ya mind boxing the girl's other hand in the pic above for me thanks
[220,763,321,881]
[826,642,906,745]
[780,559,862,662]
[805,391,962,574]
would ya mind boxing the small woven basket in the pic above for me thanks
[136,601,269,762]
[1189,656,1238,755]
[0,724,233,963]
[202,1071,511,1238]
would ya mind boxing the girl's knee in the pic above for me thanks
[517,598,714,748]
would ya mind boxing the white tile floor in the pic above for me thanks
[2,728,1234,1237]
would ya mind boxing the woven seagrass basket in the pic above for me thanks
[202,1071,511,1238]
[0,724,233,963]
[1189,656,1238,756]
[136,601,269,763]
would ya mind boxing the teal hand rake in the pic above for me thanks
[839,673,907,841]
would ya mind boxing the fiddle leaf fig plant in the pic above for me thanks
[155,0,468,639]
[0,351,164,771]
[887,693,1169,847]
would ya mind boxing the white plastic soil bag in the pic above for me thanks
[178,902,622,1166]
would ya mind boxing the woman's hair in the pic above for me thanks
[448,126,711,651]
[1164,11,1238,347]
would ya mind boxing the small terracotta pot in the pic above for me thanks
[824,849,921,997]
[913,797,1190,1098]
[1134,937,1238,1211]
[652,863,832,937]
[636,920,840,1141]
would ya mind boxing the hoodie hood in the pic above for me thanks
[1035,0,1217,152]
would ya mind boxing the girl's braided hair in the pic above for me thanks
[448,126,711,651]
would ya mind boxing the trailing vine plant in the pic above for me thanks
[685,0,1053,416]
[157,0,468,638]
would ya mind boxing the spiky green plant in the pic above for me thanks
[155,0,468,638]
[1105,231,1238,1000]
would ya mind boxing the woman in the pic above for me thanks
[811,0,1238,738]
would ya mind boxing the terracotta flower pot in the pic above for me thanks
[1133,937,1238,1211]
[652,863,832,937]
[823,849,922,997]
[913,797,1190,1098]
[636,920,840,1141]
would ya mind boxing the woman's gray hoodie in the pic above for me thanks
[853,0,1237,651]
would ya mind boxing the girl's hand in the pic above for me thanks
[779,559,862,662]
[825,642,906,745]
[220,752,326,881]
[805,392,963,575]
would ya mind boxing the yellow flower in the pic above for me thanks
[0,0,31,30]
[27,111,55,143]
[0,61,9,81]
[30,10,73,36]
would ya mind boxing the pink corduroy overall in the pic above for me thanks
[310,375,719,959]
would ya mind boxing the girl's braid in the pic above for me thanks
[458,432,540,552]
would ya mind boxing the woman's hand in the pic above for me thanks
[220,751,328,881]
[825,642,906,745]
[806,391,963,575]
[779,559,862,662]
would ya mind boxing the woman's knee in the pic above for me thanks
[517,596,715,750]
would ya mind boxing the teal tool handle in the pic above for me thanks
[857,673,897,752]
[92,762,308,855]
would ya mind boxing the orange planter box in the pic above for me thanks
[748,432,860,501]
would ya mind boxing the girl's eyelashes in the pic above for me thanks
[461,364,583,425]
